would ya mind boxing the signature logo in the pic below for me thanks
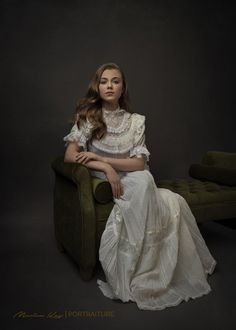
[13,310,115,319]
[13,311,64,319]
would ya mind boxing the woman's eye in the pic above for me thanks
[99,80,120,85]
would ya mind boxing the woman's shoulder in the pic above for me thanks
[69,116,94,137]
[131,112,146,119]
[130,112,146,128]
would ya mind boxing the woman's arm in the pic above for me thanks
[102,156,145,171]
[64,142,109,172]
[75,150,145,172]
[64,142,79,163]
[64,142,124,198]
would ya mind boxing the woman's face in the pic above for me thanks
[98,69,123,106]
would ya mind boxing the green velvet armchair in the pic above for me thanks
[51,151,236,281]
[51,157,115,280]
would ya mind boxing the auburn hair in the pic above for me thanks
[73,62,132,140]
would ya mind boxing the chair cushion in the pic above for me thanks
[91,176,113,204]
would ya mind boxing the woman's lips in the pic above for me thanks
[105,92,114,95]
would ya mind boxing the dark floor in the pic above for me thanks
[2,191,236,330]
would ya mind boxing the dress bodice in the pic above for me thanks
[63,107,150,179]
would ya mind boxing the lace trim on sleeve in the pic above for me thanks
[129,114,150,161]
[130,145,150,161]
[63,120,93,150]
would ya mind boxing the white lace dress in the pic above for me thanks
[63,107,217,311]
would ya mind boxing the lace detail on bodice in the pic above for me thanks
[102,107,131,134]
[63,107,150,162]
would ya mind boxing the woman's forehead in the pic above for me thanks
[101,69,121,78]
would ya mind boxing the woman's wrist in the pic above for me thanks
[102,162,113,174]
[100,156,108,164]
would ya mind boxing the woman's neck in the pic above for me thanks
[102,102,120,111]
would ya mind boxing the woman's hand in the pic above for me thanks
[73,150,124,199]
[75,151,103,164]
[104,165,124,199]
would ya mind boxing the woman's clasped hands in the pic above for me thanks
[75,151,102,164]
[75,151,124,199]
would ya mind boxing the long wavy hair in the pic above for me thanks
[73,62,132,140]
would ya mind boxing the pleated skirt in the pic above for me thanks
[97,170,217,310]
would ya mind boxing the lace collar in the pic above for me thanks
[102,106,125,116]
[102,106,130,134]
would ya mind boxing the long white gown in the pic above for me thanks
[63,106,217,311]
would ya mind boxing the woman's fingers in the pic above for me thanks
[117,183,122,199]
[115,184,119,199]
[75,152,85,160]
[111,182,123,199]
[105,168,124,199]
[77,154,96,163]
[75,151,99,164]
[76,155,88,163]
[111,184,117,199]
[111,183,118,199]
[117,182,124,198]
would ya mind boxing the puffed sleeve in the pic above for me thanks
[129,114,150,161]
[63,118,93,151]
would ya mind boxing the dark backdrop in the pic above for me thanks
[1,0,235,210]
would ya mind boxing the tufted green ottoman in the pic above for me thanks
[157,178,236,223]
[157,151,236,223]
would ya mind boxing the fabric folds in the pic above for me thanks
[97,170,216,310]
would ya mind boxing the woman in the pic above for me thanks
[63,62,216,310]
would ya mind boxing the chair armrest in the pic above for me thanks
[51,156,92,185]
[189,163,236,186]
[91,176,113,204]
[51,156,113,203]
